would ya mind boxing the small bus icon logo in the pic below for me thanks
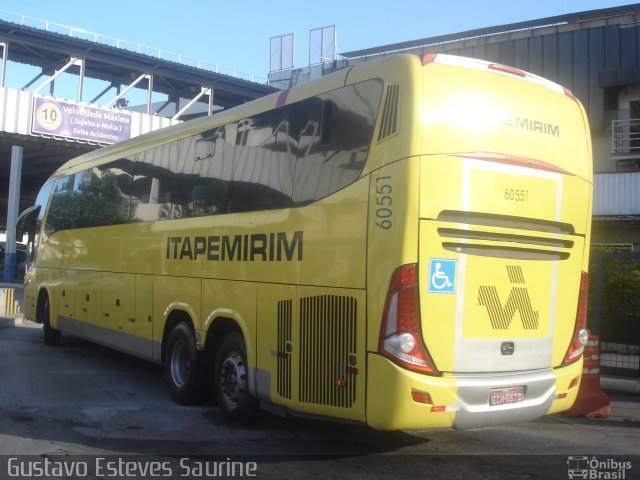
[567,456,589,479]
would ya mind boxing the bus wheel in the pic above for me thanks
[214,332,258,423]
[164,323,199,405]
[39,294,60,346]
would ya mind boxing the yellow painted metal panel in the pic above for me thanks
[101,272,135,335]
[421,61,592,182]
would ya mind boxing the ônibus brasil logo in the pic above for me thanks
[567,456,632,479]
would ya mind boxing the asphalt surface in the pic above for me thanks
[0,314,639,479]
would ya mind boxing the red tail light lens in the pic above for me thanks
[378,264,437,374]
[421,53,437,65]
[411,390,432,404]
[562,271,589,365]
[454,152,573,176]
[488,63,525,77]
[563,86,577,99]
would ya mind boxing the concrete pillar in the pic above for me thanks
[3,146,23,283]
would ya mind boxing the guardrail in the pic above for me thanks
[611,119,640,156]
[0,9,268,84]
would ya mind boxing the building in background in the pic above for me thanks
[270,3,640,252]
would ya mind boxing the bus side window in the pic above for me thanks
[293,79,383,204]
[229,109,295,213]
[44,158,135,234]
[45,175,74,235]
[195,124,235,216]
[132,143,177,221]
[163,127,233,219]
[169,135,198,218]
[78,158,135,228]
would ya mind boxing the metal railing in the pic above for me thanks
[611,118,640,156]
[601,342,640,377]
[0,9,268,84]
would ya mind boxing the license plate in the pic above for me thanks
[489,386,525,407]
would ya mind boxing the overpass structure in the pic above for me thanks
[0,11,277,281]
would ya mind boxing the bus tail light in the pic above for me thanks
[421,53,438,65]
[411,390,432,404]
[411,390,451,413]
[378,264,438,374]
[454,152,573,176]
[568,376,580,390]
[563,86,577,99]
[488,63,525,77]
[562,271,589,365]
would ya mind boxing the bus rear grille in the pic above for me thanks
[277,299,292,400]
[299,295,357,408]
[438,210,575,234]
[442,243,570,260]
[438,228,574,249]
[437,210,577,261]
[377,84,399,142]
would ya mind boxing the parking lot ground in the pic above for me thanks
[0,321,639,479]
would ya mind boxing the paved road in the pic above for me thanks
[0,322,639,479]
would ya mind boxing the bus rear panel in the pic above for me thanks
[368,54,591,430]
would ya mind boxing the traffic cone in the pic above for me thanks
[564,331,610,418]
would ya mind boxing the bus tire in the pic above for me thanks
[39,294,60,346]
[164,322,199,405]
[214,332,258,423]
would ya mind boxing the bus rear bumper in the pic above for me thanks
[366,353,582,431]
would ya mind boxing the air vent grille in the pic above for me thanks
[437,210,575,235]
[277,299,292,399]
[377,84,399,142]
[437,210,577,261]
[299,295,357,408]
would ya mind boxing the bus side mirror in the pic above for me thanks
[16,205,41,238]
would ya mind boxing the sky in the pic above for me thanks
[0,0,636,83]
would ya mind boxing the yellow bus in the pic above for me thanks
[19,53,592,430]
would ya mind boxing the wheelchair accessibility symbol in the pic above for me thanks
[428,258,457,294]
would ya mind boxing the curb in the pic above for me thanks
[601,377,640,395]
